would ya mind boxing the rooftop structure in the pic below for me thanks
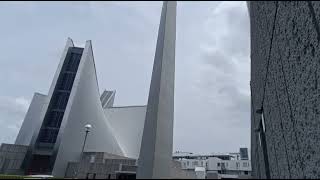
[173,148,252,179]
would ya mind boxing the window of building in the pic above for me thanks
[15,159,20,169]
[187,161,189,166]
[244,171,248,175]
[52,92,69,110]
[58,74,71,90]
[257,105,269,171]
[46,111,64,128]
[36,49,84,147]
[65,52,82,72]
[243,162,247,167]
[8,159,13,169]
[8,159,19,169]
[217,163,220,167]
[258,132,262,146]
[192,161,198,166]
[261,112,266,132]
[37,128,59,143]
[90,155,95,163]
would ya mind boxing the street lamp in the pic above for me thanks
[74,124,92,179]
[81,124,92,156]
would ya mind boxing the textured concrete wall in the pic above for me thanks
[15,93,47,146]
[64,156,136,179]
[137,1,176,179]
[250,1,320,179]
[0,144,28,175]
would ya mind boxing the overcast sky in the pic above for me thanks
[0,1,250,154]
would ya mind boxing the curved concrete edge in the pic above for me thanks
[52,41,124,177]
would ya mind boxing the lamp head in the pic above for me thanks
[255,108,263,114]
[84,124,92,132]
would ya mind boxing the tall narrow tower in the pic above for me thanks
[136,1,176,179]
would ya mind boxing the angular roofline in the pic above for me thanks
[34,92,47,97]
[109,105,147,109]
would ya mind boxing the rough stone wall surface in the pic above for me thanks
[250,1,320,179]
[65,159,136,179]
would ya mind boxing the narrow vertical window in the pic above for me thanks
[258,132,262,147]
[261,111,266,132]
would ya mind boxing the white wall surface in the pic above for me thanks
[207,157,251,171]
[52,40,123,177]
[179,159,207,170]
[104,106,146,159]
[15,93,47,146]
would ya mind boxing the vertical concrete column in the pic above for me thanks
[137,1,176,179]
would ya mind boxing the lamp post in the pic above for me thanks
[74,124,92,179]
[81,124,92,156]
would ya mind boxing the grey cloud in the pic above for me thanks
[0,96,30,143]
[173,1,250,153]
[204,1,250,57]
[202,49,236,74]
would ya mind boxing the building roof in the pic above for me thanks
[172,152,234,160]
